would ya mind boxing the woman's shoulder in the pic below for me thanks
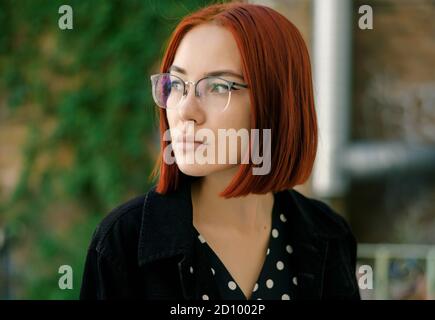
[286,189,360,298]
[285,188,355,240]
[86,194,146,261]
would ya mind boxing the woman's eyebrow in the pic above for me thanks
[168,65,245,81]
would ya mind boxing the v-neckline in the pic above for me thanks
[193,194,278,300]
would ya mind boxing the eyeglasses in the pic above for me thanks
[150,73,249,112]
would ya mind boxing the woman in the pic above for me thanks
[80,2,360,300]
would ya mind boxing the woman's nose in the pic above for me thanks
[177,82,205,124]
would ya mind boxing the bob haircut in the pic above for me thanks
[150,2,318,198]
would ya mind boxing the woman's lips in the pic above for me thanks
[173,140,206,152]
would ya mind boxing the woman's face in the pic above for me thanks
[166,23,251,177]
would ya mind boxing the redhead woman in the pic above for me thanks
[80,2,360,300]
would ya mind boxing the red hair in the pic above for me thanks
[149,2,317,198]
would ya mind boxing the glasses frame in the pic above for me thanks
[150,72,249,111]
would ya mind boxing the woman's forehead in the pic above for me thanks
[172,24,243,77]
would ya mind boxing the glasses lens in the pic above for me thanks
[197,77,230,111]
[151,74,184,109]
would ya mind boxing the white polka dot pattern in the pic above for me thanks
[198,234,206,244]
[192,197,298,301]
[272,229,279,238]
[228,281,237,290]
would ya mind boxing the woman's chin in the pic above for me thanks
[176,162,232,177]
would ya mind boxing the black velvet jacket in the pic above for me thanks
[80,180,361,300]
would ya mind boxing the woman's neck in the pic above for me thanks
[191,167,274,236]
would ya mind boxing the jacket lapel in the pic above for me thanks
[275,190,330,299]
[138,177,221,300]
[138,181,192,266]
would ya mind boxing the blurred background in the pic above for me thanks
[0,0,434,299]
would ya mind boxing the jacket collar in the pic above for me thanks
[138,179,338,299]
[138,179,194,266]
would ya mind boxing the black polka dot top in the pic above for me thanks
[192,193,298,300]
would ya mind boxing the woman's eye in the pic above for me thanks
[210,83,229,94]
[171,81,183,91]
